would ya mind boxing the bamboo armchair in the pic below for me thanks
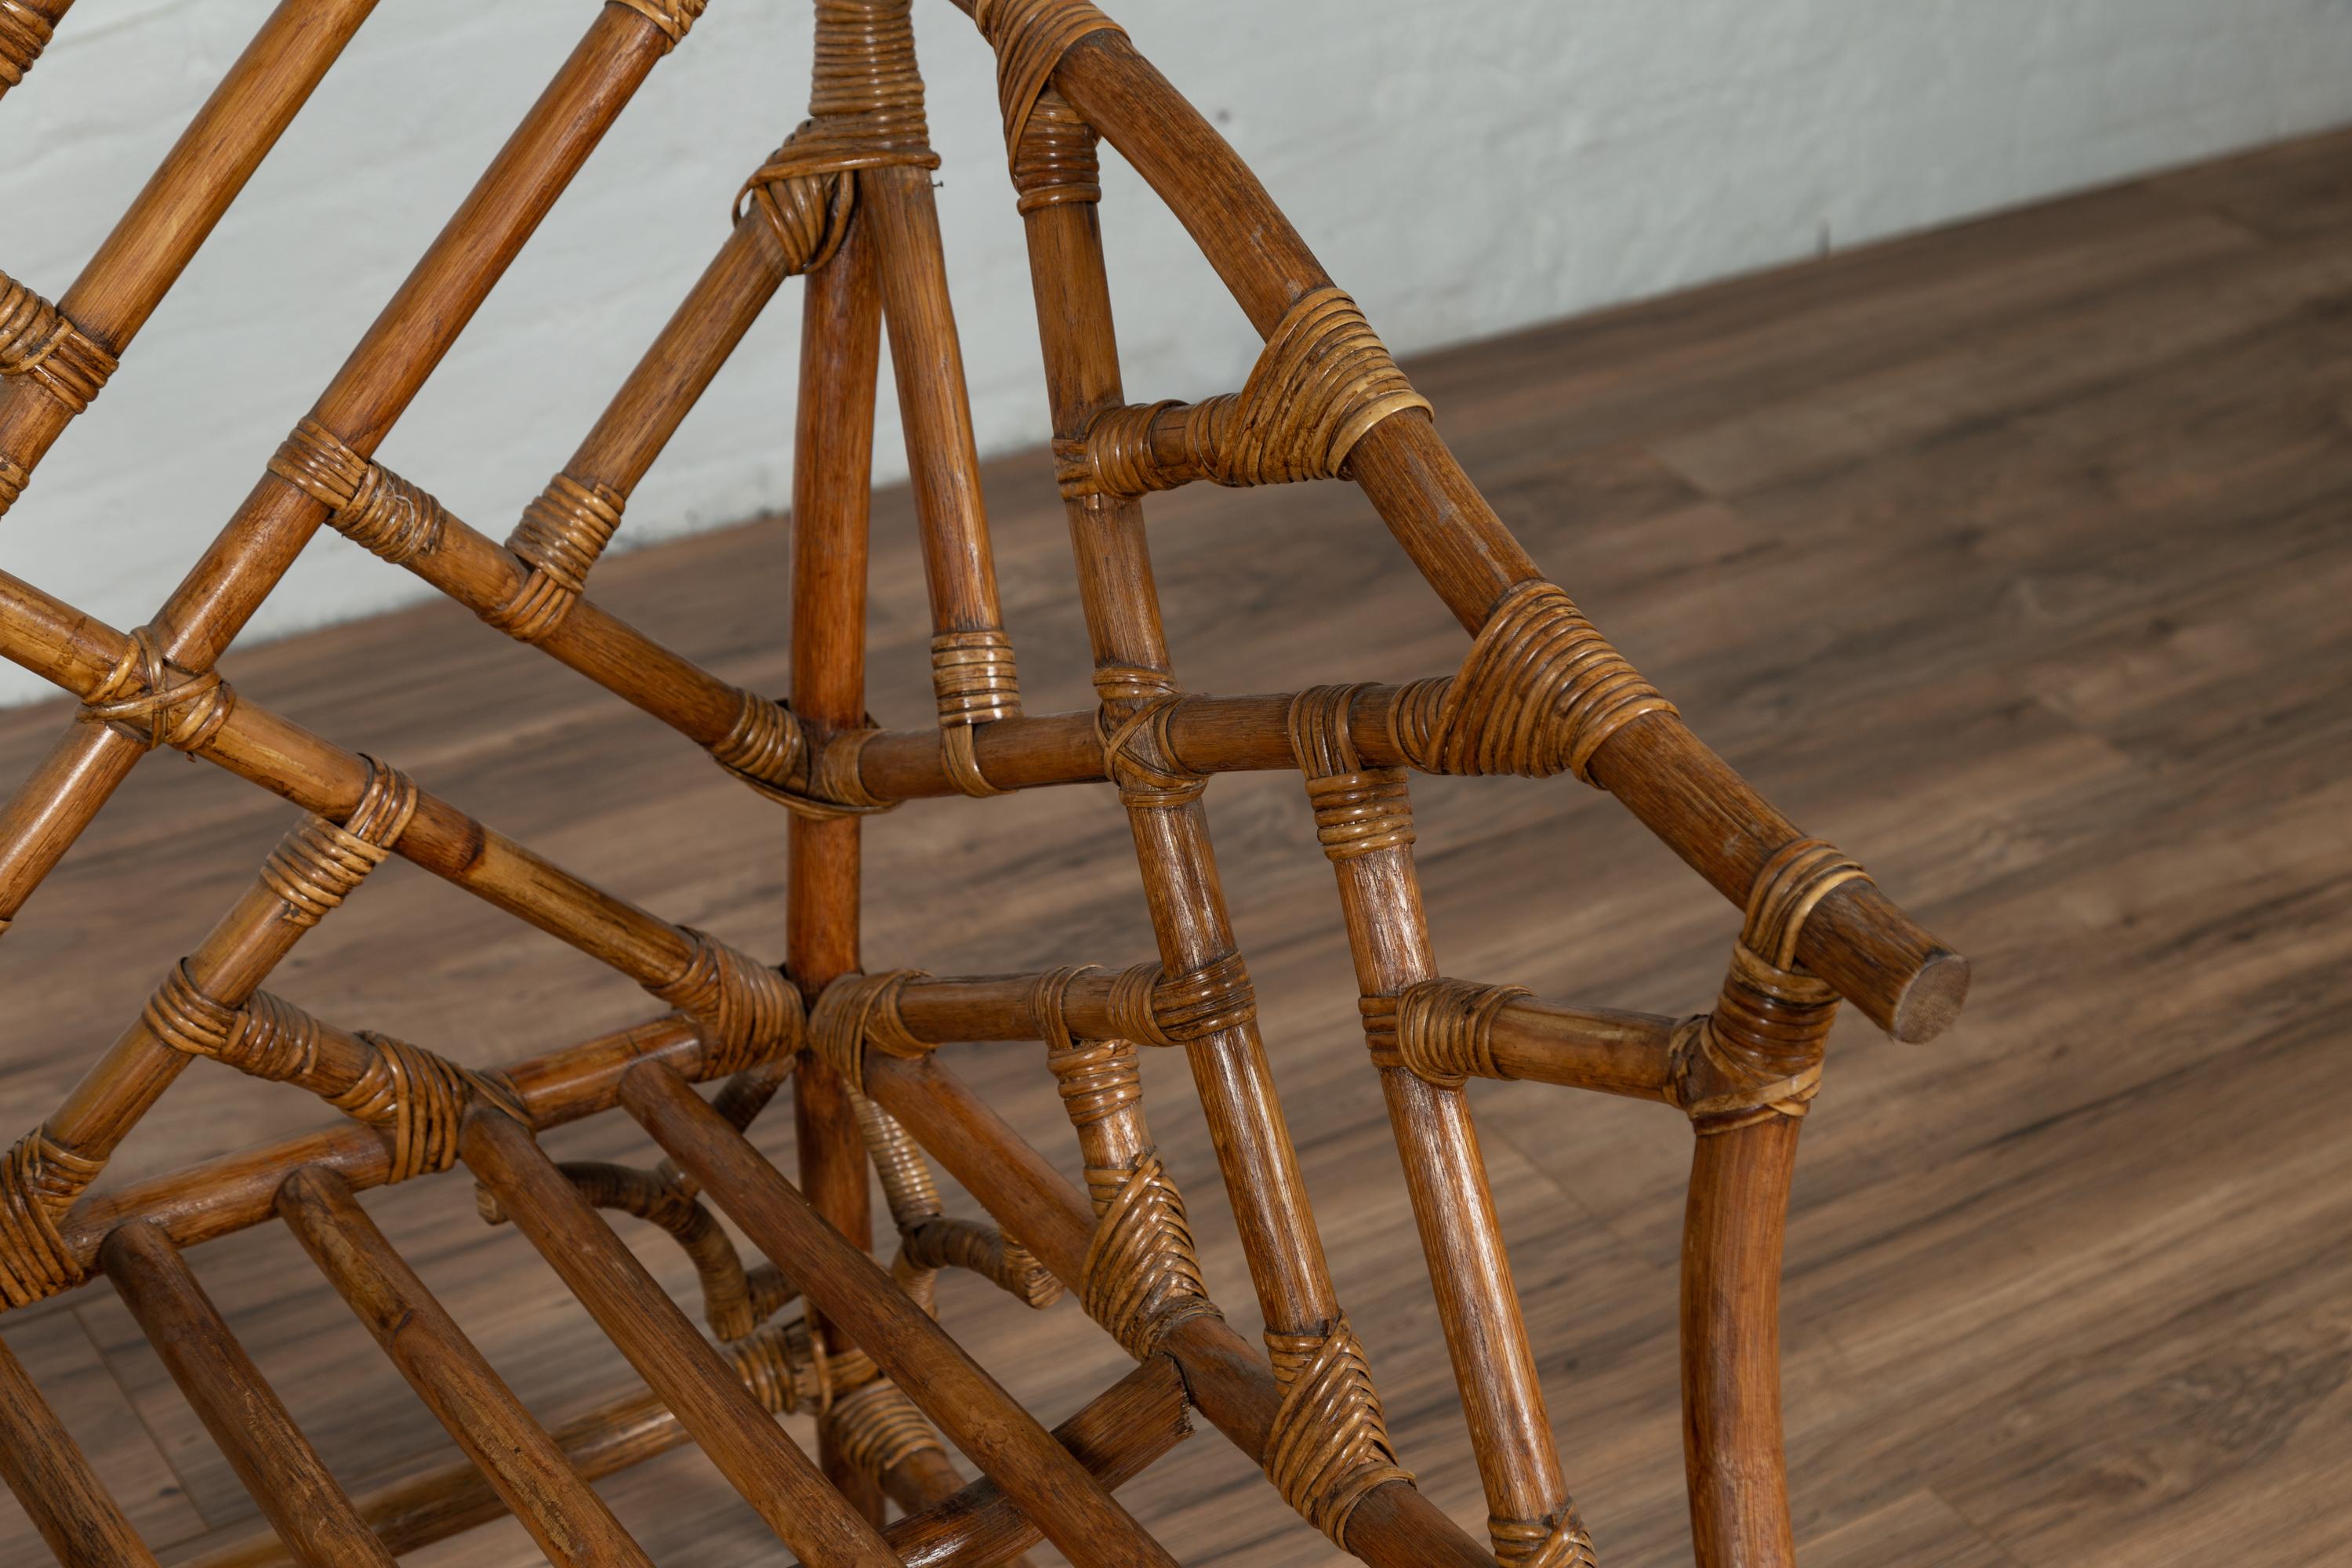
[0,2,1969,1564]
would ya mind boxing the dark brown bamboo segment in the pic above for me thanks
[788,201,891,1522]
[971,15,1964,1044]
[622,1060,1181,1568]
[862,1053,1493,1568]
[275,1167,654,1568]
[1290,691,1580,1559]
[1682,1118,1801,1568]
[100,1221,394,1567]
[0,0,381,517]
[0,1328,162,1567]
[1015,87,1343,1356]
[0,0,683,931]
[866,165,1010,648]
[459,1107,901,1566]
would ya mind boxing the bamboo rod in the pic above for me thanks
[949,13,1965,1044]
[869,165,1011,648]
[1681,1119,1801,1568]
[276,1167,655,1568]
[862,1052,1494,1568]
[1014,86,1345,1367]
[191,1344,1189,1568]
[0,570,713,989]
[787,201,891,1520]
[0,0,382,519]
[1288,695,1578,1557]
[0,1328,162,1568]
[0,0,686,931]
[100,1221,394,1567]
[56,1014,701,1276]
[460,1107,900,1566]
[622,1060,1181,1568]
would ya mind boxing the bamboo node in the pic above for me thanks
[0,1131,98,1308]
[734,128,858,271]
[972,0,1123,165]
[1391,977,1530,1087]
[1263,1312,1414,1544]
[0,1,56,88]
[609,0,707,53]
[1011,88,1101,211]
[808,967,927,1088]
[78,626,237,753]
[509,473,625,593]
[1064,288,1429,496]
[1493,1507,1601,1568]
[649,933,805,1080]
[1095,664,1203,808]
[0,269,115,412]
[826,1377,946,1477]
[1082,1149,1218,1358]
[1390,578,1677,786]
[268,419,448,565]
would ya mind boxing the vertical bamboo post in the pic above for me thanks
[780,200,892,1520]
[1682,1119,1802,1568]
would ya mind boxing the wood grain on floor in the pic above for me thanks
[4,125,2350,1566]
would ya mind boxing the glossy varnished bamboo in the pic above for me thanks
[622,1060,1181,1568]
[100,1221,394,1568]
[0,1330,160,1567]
[459,1107,902,1567]
[275,1167,654,1568]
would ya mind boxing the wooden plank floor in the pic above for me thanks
[4,125,2350,1566]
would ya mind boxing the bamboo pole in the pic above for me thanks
[277,1167,656,1568]
[0,0,383,519]
[102,1221,394,1567]
[0,1329,162,1567]
[0,0,691,931]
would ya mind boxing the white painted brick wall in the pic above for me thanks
[3,0,2348,704]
